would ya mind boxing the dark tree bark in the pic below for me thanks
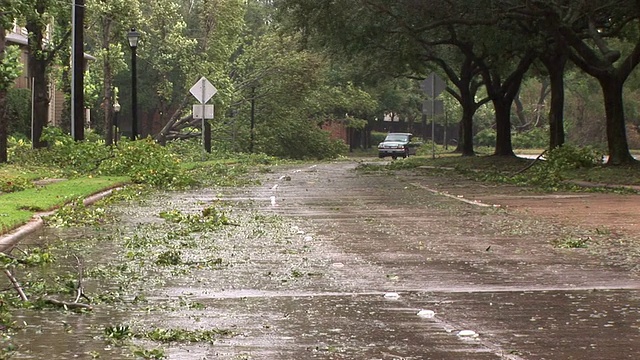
[479,53,535,157]
[532,2,640,165]
[434,50,485,157]
[0,21,7,163]
[26,1,51,149]
[600,77,634,165]
[102,19,113,146]
[540,50,567,150]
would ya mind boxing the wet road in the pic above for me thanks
[227,161,640,359]
[7,160,640,359]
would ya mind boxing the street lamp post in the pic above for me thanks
[127,28,140,140]
[113,99,121,145]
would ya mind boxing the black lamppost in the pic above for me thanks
[127,28,140,140]
[113,98,121,145]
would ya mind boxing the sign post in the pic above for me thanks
[189,77,217,153]
[420,73,446,159]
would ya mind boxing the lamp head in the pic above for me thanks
[127,28,140,48]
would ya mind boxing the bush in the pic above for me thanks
[98,137,190,188]
[10,127,110,176]
[508,145,603,189]
[512,128,547,149]
[0,176,33,193]
[9,127,191,188]
[474,128,496,147]
[371,131,387,146]
[5,88,31,138]
[255,119,348,160]
[545,145,603,169]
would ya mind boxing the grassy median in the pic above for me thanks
[0,176,129,234]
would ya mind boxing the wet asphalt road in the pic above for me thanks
[7,160,640,359]
[210,161,640,359]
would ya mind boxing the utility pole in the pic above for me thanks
[71,0,85,140]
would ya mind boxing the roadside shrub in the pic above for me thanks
[0,176,33,193]
[98,137,190,188]
[474,128,496,147]
[5,88,31,138]
[512,128,547,149]
[10,127,110,175]
[7,135,32,162]
[371,131,387,146]
[508,145,603,189]
[255,119,347,160]
[545,144,603,169]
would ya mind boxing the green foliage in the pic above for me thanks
[44,199,111,228]
[490,145,605,190]
[553,236,589,249]
[0,248,54,268]
[155,250,182,266]
[512,128,547,149]
[158,205,232,232]
[0,45,21,92]
[474,128,496,147]
[98,138,189,188]
[0,175,33,193]
[255,118,348,160]
[12,127,111,176]
[6,136,32,163]
[104,324,132,341]
[132,347,166,360]
[5,88,31,138]
[370,131,387,146]
[140,327,234,343]
[545,145,604,169]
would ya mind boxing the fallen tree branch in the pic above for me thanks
[3,268,28,301]
[42,297,93,310]
[511,149,547,177]
[73,255,89,303]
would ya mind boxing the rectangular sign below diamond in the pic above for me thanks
[422,99,444,116]
[193,104,214,119]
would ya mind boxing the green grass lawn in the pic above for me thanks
[0,176,129,234]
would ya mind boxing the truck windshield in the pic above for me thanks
[385,134,409,142]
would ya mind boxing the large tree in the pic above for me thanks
[0,2,25,162]
[21,0,71,148]
[520,1,640,164]
[85,0,140,145]
[0,2,16,162]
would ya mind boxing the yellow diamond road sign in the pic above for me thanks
[190,76,217,103]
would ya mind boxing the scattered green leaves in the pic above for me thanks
[553,237,590,249]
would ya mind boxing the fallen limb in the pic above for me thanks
[42,297,93,311]
[3,268,28,301]
[511,149,547,177]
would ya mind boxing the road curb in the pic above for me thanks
[0,187,121,253]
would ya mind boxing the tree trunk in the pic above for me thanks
[103,19,113,145]
[0,88,7,163]
[493,98,515,156]
[0,28,7,163]
[30,58,49,148]
[481,54,533,157]
[453,121,464,153]
[27,13,50,149]
[440,54,478,156]
[460,98,475,156]
[541,52,567,149]
[600,77,636,165]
